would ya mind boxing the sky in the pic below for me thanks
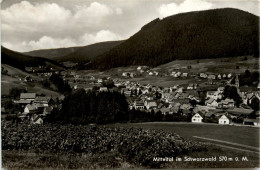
[1,0,259,52]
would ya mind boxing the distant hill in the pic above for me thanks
[24,47,81,60]
[1,46,64,70]
[89,8,259,70]
[24,41,124,62]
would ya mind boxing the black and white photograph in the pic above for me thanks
[1,0,259,169]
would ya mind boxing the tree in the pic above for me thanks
[250,97,259,111]
[223,86,242,107]
[9,88,27,99]
[49,74,71,94]
[42,79,50,88]
[189,100,197,107]
[244,69,250,77]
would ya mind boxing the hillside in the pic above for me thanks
[24,41,124,62]
[89,8,259,70]
[1,46,64,70]
[24,47,81,60]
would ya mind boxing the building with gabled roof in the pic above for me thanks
[192,113,203,123]
[218,114,232,125]
[20,93,36,100]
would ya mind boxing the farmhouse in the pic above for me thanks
[34,96,54,107]
[20,93,36,101]
[192,113,203,123]
[218,114,232,125]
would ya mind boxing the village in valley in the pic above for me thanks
[1,2,260,168]
[3,59,259,126]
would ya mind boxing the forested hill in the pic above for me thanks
[24,47,81,60]
[89,8,259,70]
[1,46,64,71]
[24,40,124,62]
[56,40,124,62]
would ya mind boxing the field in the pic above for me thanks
[1,65,61,98]
[2,122,259,169]
[108,122,259,148]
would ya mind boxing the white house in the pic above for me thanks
[182,73,188,77]
[218,114,231,125]
[99,87,108,92]
[192,113,203,123]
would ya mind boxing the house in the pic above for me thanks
[31,114,43,125]
[145,100,157,109]
[243,118,260,126]
[176,87,183,93]
[182,73,188,77]
[223,74,227,79]
[217,74,222,79]
[218,114,232,125]
[218,98,234,108]
[97,79,103,83]
[34,96,54,107]
[205,98,218,107]
[24,103,43,114]
[148,72,154,76]
[192,113,203,123]
[227,73,232,78]
[20,93,36,101]
[130,73,136,78]
[200,73,207,78]
[134,101,145,110]
[187,84,194,90]
[208,74,216,79]
[206,91,222,100]
[122,72,130,77]
[153,71,159,76]
[99,87,108,92]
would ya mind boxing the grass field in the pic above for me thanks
[108,122,259,148]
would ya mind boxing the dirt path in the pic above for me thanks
[193,136,260,153]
